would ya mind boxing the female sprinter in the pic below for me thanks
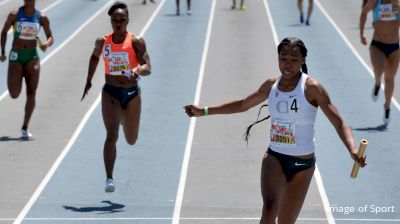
[360,0,399,125]
[0,0,53,139]
[81,2,151,192]
[184,37,366,223]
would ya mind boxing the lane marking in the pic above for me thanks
[171,1,216,224]
[0,0,11,6]
[262,0,336,223]
[2,217,400,221]
[315,0,400,111]
[12,1,166,223]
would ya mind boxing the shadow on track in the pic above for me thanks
[63,200,125,214]
[352,124,388,132]
[0,136,33,141]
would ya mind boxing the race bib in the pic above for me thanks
[270,119,296,147]
[10,51,18,61]
[378,2,399,21]
[16,22,40,40]
[106,52,132,76]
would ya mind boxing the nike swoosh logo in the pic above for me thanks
[294,162,307,166]
[289,95,296,98]
[127,90,136,95]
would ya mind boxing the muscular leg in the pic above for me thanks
[306,0,313,23]
[7,62,24,99]
[278,166,315,224]
[102,90,122,179]
[176,0,180,14]
[297,0,303,17]
[383,50,399,109]
[122,95,141,145]
[260,152,287,224]
[22,59,40,129]
[369,45,386,88]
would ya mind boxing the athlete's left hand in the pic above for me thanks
[351,151,367,167]
[39,43,48,52]
[81,81,92,101]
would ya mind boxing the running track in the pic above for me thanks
[0,0,399,223]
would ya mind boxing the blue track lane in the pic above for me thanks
[0,0,112,95]
[21,0,213,223]
[267,0,400,222]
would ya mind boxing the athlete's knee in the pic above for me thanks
[125,134,138,145]
[26,88,37,96]
[105,132,119,144]
[261,196,279,220]
[384,76,395,84]
[9,90,20,99]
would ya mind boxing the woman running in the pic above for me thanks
[81,1,151,193]
[360,0,399,125]
[0,0,53,139]
[184,37,366,224]
[297,0,313,25]
[176,0,191,15]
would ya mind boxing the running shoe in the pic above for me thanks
[300,13,304,23]
[383,107,391,125]
[105,178,115,193]
[187,10,192,15]
[21,129,32,139]
[176,9,180,16]
[371,85,380,102]
[305,19,310,26]
[240,5,246,10]
[231,5,235,9]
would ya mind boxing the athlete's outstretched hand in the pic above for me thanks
[184,105,203,117]
[81,81,92,101]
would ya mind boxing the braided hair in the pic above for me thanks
[244,37,309,143]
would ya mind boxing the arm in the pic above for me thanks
[81,37,104,101]
[0,11,17,62]
[39,13,54,51]
[306,79,366,166]
[184,78,276,117]
[359,0,376,45]
[132,35,151,76]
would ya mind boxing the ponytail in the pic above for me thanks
[244,104,270,143]
[301,63,308,74]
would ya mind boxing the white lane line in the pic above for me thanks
[12,0,166,223]
[1,0,64,102]
[171,0,216,224]
[2,217,400,221]
[11,93,99,224]
[315,0,400,111]
[0,0,11,6]
[262,0,336,224]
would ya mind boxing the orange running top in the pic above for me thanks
[102,32,139,76]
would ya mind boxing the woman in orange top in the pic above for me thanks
[81,1,151,192]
